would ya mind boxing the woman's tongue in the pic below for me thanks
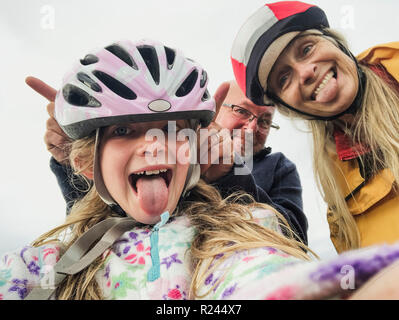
[136,175,168,216]
[315,76,338,103]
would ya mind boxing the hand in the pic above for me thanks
[348,261,399,300]
[199,82,234,183]
[25,76,72,165]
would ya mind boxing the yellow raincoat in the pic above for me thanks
[328,42,399,253]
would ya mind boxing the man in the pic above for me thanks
[26,77,308,244]
[212,81,308,244]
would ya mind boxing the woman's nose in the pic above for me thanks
[297,62,317,86]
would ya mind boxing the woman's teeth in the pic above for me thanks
[313,71,335,99]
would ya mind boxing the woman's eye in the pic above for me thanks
[279,74,289,88]
[302,44,313,56]
[113,126,131,136]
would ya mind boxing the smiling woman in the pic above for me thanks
[268,32,359,118]
[231,1,399,252]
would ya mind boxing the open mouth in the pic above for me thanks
[311,67,337,101]
[129,168,172,194]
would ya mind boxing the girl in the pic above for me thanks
[231,1,399,252]
[1,39,399,300]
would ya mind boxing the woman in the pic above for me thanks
[231,1,399,252]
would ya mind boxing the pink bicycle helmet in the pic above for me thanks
[55,39,214,140]
[55,39,215,206]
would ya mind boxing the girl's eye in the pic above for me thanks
[162,123,182,133]
[113,126,131,136]
[162,124,173,133]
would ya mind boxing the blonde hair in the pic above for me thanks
[275,28,399,251]
[33,133,313,300]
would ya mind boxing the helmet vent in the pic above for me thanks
[105,44,138,69]
[62,84,101,107]
[80,54,99,66]
[200,70,207,88]
[137,46,160,85]
[164,46,176,69]
[77,72,102,92]
[176,69,198,97]
[92,70,137,100]
[201,89,210,102]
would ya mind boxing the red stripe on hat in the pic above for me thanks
[231,57,247,94]
[266,1,315,20]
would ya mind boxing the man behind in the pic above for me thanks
[214,81,307,244]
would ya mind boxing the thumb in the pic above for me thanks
[46,102,55,118]
[25,76,57,102]
[212,81,230,121]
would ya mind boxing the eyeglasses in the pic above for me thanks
[222,104,280,131]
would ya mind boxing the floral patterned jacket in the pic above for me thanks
[1,208,399,300]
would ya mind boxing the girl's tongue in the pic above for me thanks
[136,175,168,216]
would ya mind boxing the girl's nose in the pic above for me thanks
[136,135,167,160]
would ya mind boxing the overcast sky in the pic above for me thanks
[1,0,398,258]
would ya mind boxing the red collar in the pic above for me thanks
[333,127,370,161]
[333,63,399,161]
[367,63,399,94]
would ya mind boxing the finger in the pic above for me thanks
[25,76,57,102]
[199,134,224,166]
[199,161,212,175]
[198,127,219,147]
[46,102,55,118]
[50,146,69,165]
[46,113,66,137]
[44,130,70,163]
[46,118,64,134]
[44,131,68,150]
[200,138,233,178]
[212,81,230,121]
[206,121,223,131]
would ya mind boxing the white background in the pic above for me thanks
[0,0,398,258]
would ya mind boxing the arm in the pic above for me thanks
[214,153,308,245]
[197,242,399,300]
[50,157,90,214]
[0,245,61,300]
[261,155,308,245]
[25,77,89,214]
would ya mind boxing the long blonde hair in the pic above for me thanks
[276,28,399,251]
[33,133,313,300]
